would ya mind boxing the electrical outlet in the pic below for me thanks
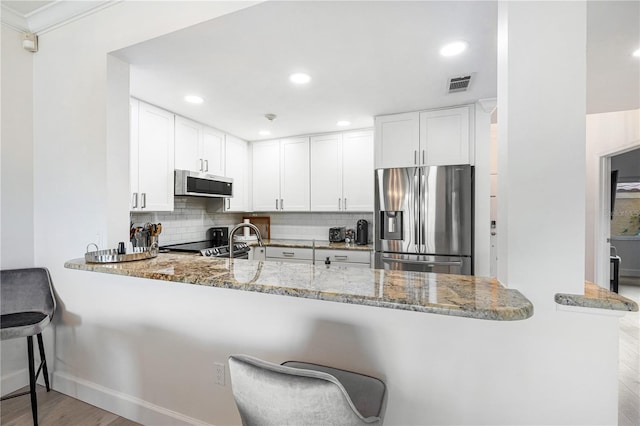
[214,362,225,386]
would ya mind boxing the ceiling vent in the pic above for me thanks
[447,75,472,93]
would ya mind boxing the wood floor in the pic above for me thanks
[1,280,638,425]
[0,385,139,426]
[618,277,640,426]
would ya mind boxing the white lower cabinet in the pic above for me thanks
[250,246,266,261]
[315,249,371,268]
[130,99,175,212]
[265,247,313,264]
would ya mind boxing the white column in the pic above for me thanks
[497,1,586,308]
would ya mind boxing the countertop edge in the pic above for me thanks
[554,282,638,312]
[64,259,533,321]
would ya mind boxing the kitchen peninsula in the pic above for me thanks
[66,254,533,321]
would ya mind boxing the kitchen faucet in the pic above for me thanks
[229,223,264,258]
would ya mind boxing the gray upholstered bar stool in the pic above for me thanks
[228,354,387,425]
[1,268,57,426]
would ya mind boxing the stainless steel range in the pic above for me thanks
[160,227,251,259]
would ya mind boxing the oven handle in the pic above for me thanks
[381,257,463,267]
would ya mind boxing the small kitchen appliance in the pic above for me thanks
[356,219,369,245]
[329,227,346,242]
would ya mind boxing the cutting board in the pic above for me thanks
[242,216,270,239]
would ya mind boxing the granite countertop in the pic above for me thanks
[555,282,638,312]
[65,254,532,321]
[244,238,373,251]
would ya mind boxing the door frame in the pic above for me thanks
[595,142,640,287]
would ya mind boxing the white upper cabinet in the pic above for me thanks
[252,137,310,212]
[202,126,225,176]
[374,112,419,169]
[280,137,310,211]
[252,139,281,211]
[310,130,374,212]
[310,133,342,211]
[342,130,374,211]
[130,99,175,212]
[375,105,471,168]
[224,134,248,212]
[419,106,470,166]
[175,116,225,175]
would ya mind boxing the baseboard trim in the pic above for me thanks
[1,368,28,397]
[52,371,211,425]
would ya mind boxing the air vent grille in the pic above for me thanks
[448,75,472,93]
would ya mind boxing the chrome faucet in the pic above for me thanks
[229,223,264,258]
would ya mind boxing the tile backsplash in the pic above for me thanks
[131,197,374,245]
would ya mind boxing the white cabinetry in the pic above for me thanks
[310,130,373,211]
[224,134,248,212]
[315,249,371,268]
[252,137,309,211]
[130,99,175,212]
[175,116,224,175]
[419,107,470,166]
[265,247,313,264]
[375,106,471,168]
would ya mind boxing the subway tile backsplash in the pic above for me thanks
[131,197,373,245]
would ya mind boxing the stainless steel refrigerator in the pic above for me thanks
[374,165,473,275]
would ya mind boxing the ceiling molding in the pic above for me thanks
[1,1,120,35]
[0,4,29,33]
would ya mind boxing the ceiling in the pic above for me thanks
[3,1,638,141]
[114,1,499,141]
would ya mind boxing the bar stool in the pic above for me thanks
[1,268,57,426]
[228,354,387,425]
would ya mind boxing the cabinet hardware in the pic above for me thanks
[335,255,348,260]
[280,199,284,210]
[422,150,425,164]
[141,193,146,208]
[275,199,279,210]
[199,159,204,171]
[282,252,295,257]
[132,193,138,208]
[344,198,347,210]
[205,159,209,172]
[414,150,417,165]
[338,198,341,210]
[226,199,231,210]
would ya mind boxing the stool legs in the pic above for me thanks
[37,334,50,392]
[27,335,38,426]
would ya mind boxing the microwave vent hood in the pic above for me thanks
[174,169,233,198]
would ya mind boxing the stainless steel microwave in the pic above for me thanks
[174,169,233,198]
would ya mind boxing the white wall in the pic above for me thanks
[585,109,640,283]
[1,26,34,268]
[0,25,36,395]
[0,1,623,424]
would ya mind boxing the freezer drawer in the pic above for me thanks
[374,252,471,275]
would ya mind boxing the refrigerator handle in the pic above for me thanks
[419,168,426,253]
[413,168,420,252]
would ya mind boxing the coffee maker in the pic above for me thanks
[356,219,368,245]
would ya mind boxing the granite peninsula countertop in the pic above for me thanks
[65,254,532,321]
[555,282,638,312]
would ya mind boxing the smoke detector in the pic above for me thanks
[447,75,472,93]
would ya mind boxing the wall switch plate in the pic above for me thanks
[214,362,225,386]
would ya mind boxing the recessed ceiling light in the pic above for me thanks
[440,41,468,57]
[289,73,311,84]
[337,120,351,127]
[184,95,204,104]
[633,48,640,58]
[259,130,271,136]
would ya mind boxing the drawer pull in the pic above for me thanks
[334,255,349,260]
[282,252,295,257]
